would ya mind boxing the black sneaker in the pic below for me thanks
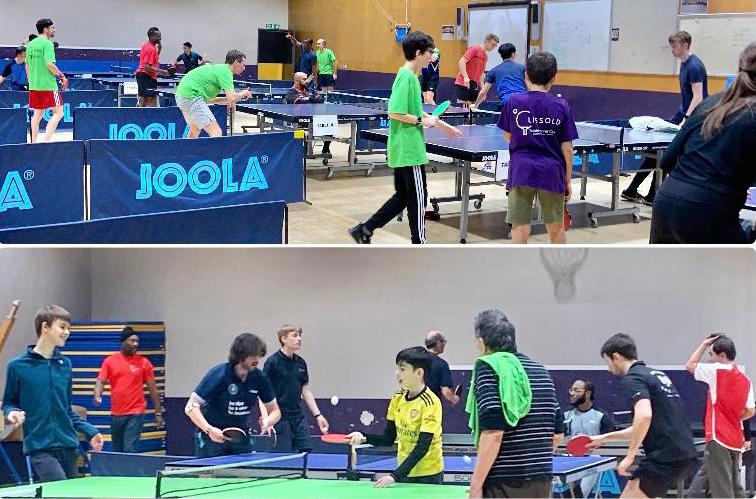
[348,224,372,244]
[641,196,654,206]
[621,190,644,203]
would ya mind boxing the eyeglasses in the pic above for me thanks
[568,388,585,394]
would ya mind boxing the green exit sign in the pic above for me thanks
[265,23,281,29]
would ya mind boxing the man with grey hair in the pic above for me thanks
[424,331,460,407]
[467,309,561,498]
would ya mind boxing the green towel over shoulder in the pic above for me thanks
[465,351,532,445]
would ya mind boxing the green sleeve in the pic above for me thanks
[44,41,56,63]
[388,72,410,115]
[329,50,336,63]
[220,68,234,93]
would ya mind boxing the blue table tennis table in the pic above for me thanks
[96,76,182,106]
[236,102,472,179]
[362,124,676,242]
[165,451,616,496]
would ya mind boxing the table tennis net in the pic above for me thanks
[155,452,308,497]
[0,485,41,498]
[325,92,389,109]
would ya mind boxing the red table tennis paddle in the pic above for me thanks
[222,427,248,443]
[564,206,572,231]
[321,433,351,444]
[566,434,592,456]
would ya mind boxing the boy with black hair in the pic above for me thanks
[185,333,281,457]
[174,42,204,72]
[498,51,577,244]
[348,346,444,487]
[3,305,103,482]
[349,31,462,244]
[0,46,28,91]
[685,334,754,498]
[472,43,526,110]
[590,333,697,498]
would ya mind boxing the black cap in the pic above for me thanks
[121,326,138,343]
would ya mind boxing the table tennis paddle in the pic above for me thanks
[321,433,351,444]
[454,385,461,396]
[222,427,248,443]
[432,100,451,117]
[566,434,592,456]
[564,206,572,231]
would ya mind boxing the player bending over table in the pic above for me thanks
[3,305,104,482]
[174,49,252,138]
[588,333,697,498]
[185,333,281,457]
[348,347,444,487]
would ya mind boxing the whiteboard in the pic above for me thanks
[542,0,612,72]
[468,3,530,70]
[609,0,678,74]
[679,13,756,76]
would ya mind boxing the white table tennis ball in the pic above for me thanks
[330,395,340,406]
[463,455,472,464]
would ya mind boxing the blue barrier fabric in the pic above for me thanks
[88,132,303,219]
[0,201,285,244]
[0,108,27,145]
[0,90,117,130]
[0,141,85,230]
[73,106,227,140]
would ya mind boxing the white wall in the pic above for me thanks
[0,0,289,64]
[0,248,92,388]
[85,248,755,399]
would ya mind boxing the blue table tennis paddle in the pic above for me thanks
[432,100,451,116]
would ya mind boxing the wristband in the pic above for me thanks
[313,413,322,418]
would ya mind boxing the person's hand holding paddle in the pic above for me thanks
[259,415,275,435]
[347,431,366,446]
[205,426,229,444]
[586,434,607,450]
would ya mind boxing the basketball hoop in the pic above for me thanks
[540,249,589,303]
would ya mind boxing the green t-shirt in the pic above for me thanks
[316,49,336,75]
[176,63,234,100]
[387,67,426,168]
[26,37,57,91]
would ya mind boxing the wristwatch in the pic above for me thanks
[416,116,422,126]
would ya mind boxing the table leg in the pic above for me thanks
[348,122,358,166]
[580,153,588,200]
[459,162,471,244]
[610,152,621,211]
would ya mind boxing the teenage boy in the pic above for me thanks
[455,34,499,107]
[93,327,164,453]
[174,50,252,138]
[471,43,526,110]
[497,51,578,244]
[589,333,698,498]
[185,333,281,457]
[3,305,104,482]
[263,325,329,453]
[26,19,67,143]
[0,46,28,91]
[173,42,204,73]
[349,31,462,244]
[348,347,444,487]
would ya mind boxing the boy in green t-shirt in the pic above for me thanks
[175,49,252,138]
[349,31,462,244]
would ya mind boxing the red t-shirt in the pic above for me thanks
[98,352,156,416]
[137,40,159,79]
[455,45,488,87]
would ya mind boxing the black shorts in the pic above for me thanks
[455,83,479,103]
[272,414,312,453]
[136,72,158,97]
[317,74,335,89]
[421,74,439,93]
[631,457,696,498]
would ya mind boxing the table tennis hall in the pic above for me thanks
[1,0,754,244]
[0,248,754,498]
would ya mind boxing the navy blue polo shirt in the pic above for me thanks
[194,363,275,429]
[299,50,317,76]
[485,60,526,105]
[426,353,454,400]
[679,54,708,114]
[176,51,203,72]
[263,350,309,418]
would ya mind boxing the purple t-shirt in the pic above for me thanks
[497,91,578,194]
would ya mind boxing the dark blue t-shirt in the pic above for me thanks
[485,60,526,105]
[299,50,317,76]
[679,54,708,115]
[194,363,275,429]
[426,353,454,400]
[176,51,203,72]
[2,60,28,90]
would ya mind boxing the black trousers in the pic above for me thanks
[364,165,427,244]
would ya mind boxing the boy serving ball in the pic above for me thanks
[349,347,444,487]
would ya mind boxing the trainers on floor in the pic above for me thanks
[621,190,645,203]
[641,196,654,206]
[348,224,372,244]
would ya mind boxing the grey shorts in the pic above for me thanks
[176,95,216,129]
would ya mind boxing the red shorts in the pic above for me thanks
[28,90,63,110]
